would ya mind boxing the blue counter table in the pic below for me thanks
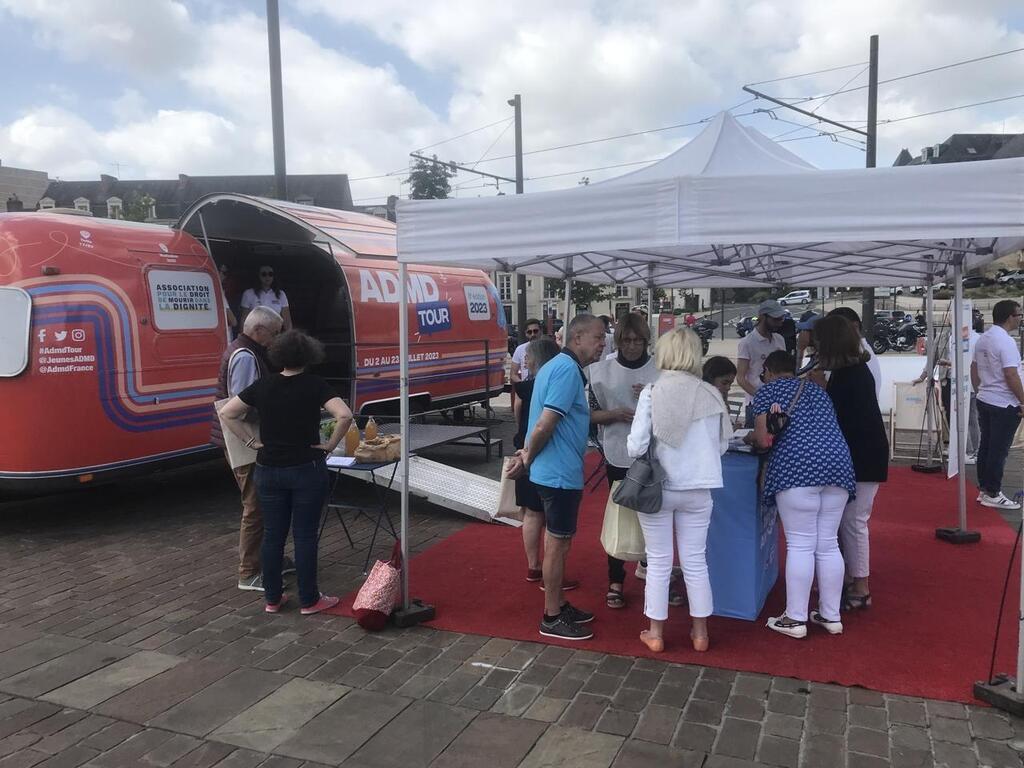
[707,450,778,620]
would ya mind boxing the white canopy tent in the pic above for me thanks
[389,112,1024,639]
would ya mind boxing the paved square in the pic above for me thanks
[1,425,1024,767]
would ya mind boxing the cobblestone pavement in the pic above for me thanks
[2,421,1024,767]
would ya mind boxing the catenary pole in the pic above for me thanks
[266,0,287,200]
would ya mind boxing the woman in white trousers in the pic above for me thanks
[627,328,730,653]
[750,350,856,639]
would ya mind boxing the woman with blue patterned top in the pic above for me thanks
[749,350,856,640]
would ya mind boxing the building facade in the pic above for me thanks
[1,164,49,211]
[38,173,354,221]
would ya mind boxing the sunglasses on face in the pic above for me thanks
[260,271,274,277]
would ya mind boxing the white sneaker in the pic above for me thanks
[766,615,807,639]
[810,612,844,635]
[635,563,647,580]
[980,492,1021,510]
[965,454,977,465]
[977,492,983,502]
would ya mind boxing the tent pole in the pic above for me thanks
[924,285,936,461]
[647,263,657,339]
[937,256,980,544]
[392,262,436,626]
[563,255,573,329]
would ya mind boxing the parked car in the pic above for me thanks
[962,275,996,289]
[998,270,1024,285]
[778,290,812,305]
[736,316,755,337]
[909,282,946,295]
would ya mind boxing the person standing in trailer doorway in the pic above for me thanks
[241,265,293,331]
[736,300,787,427]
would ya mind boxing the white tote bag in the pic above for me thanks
[600,481,646,561]
[215,398,259,469]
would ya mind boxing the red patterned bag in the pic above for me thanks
[352,540,402,630]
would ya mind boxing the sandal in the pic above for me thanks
[843,592,872,610]
[606,585,626,609]
[640,630,664,653]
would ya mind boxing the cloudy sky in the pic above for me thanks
[2,0,1023,206]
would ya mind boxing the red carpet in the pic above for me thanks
[330,461,1021,703]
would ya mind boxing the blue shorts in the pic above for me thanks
[535,484,583,539]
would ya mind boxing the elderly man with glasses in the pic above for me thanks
[971,300,1024,510]
[211,306,291,590]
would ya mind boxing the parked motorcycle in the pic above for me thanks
[693,318,718,355]
[735,316,755,338]
[871,319,925,354]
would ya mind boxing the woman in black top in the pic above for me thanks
[221,330,353,615]
[814,315,889,611]
[513,338,561,583]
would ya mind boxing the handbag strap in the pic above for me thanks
[786,378,807,418]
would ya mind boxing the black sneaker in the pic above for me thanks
[282,556,296,576]
[540,613,594,641]
[560,601,594,625]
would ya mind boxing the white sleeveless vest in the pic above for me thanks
[587,356,658,468]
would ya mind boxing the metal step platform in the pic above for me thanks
[360,456,515,525]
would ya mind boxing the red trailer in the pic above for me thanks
[0,196,506,492]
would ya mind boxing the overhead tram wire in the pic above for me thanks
[746,60,870,87]
[358,90,1022,197]
[777,46,1024,106]
[767,65,870,140]
[467,105,762,166]
[412,117,514,153]
[349,167,409,182]
[878,93,1024,125]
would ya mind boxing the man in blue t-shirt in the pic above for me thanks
[508,314,606,640]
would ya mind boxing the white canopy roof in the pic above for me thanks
[397,112,1024,288]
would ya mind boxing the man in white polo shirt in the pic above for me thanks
[737,299,787,427]
[971,300,1024,510]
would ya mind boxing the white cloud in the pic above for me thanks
[0,0,1022,204]
[0,0,193,72]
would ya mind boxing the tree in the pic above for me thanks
[123,192,155,222]
[543,277,614,310]
[406,156,455,199]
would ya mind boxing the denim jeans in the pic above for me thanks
[255,459,328,607]
[976,400,1022,496]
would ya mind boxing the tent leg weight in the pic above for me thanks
[392,599,436,627]
[935,527,981,544]
[974,675,1024,717]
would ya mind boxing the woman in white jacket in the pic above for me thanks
[627,327,730,653]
